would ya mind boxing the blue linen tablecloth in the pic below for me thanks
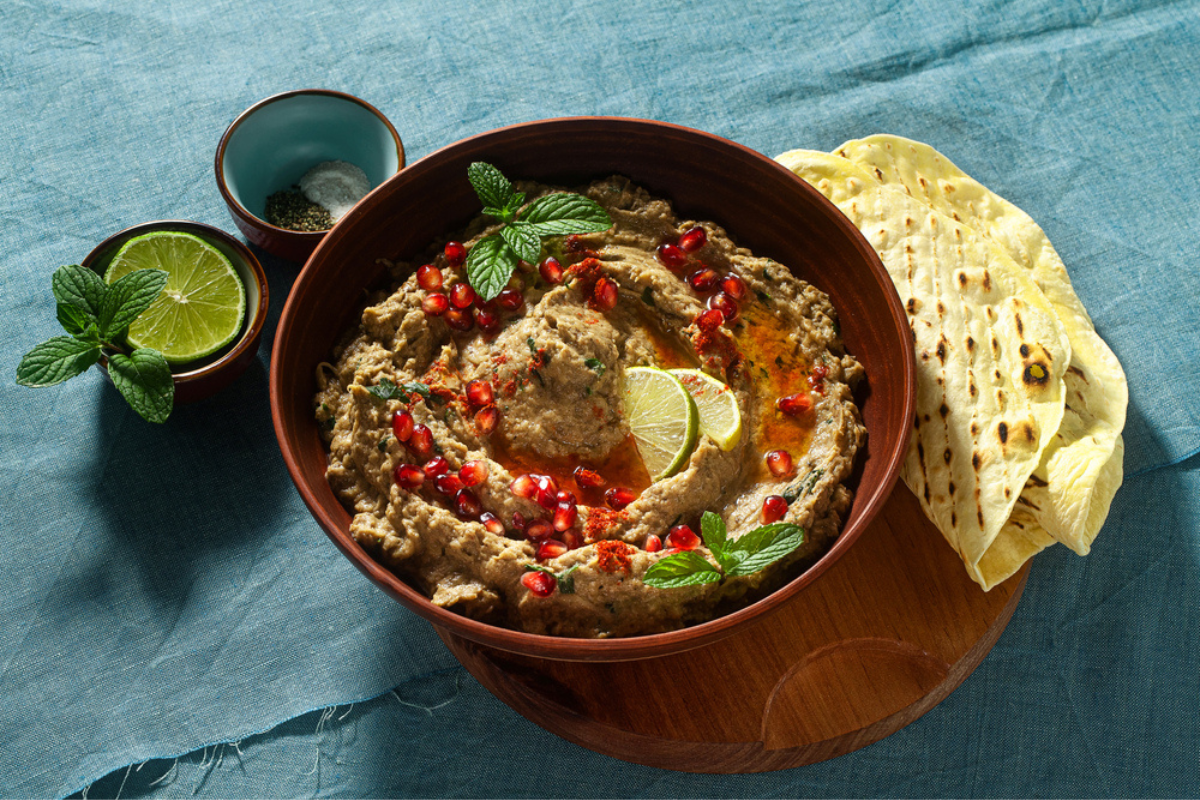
[2,0,1198,797]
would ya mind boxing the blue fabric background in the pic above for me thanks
[2,0,1197,796]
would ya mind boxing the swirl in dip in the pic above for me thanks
[315,176,865,638]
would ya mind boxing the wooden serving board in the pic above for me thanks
[438,484,1028,773]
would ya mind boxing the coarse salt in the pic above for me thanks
[299,160,371,221]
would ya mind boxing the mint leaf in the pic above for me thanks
[643,550,721,589]
[699,510,728,554]
[500,222,543,263]
[56,302,97,340]
[16,336,101,387]
[52,265,107,318]
[106,349,174,423]
[520,192,612,234]
[468,162,515,211]
[557,564,579,594]
[99,268,168,341]
[724,523,804,577]
[367,378,430,403]
[465,234,518,302]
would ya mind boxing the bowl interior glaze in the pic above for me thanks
[220,91,403,221]
[271,118,914,662]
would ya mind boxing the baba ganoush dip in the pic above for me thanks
[315,175,866,638]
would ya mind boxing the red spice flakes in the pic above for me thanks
[595,540,633,574]
[568,257,604,296]
[583,507,624,542]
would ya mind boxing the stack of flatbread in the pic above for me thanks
[777,136,1127,590]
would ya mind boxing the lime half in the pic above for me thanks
[104,231,246,364]
[670,368,743,451]
[621,366,699,481]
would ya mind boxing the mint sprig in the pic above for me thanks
[463,162,613,302]
[642,511,805,589]
[16,264,174,423]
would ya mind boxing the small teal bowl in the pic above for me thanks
[215,89,405,263]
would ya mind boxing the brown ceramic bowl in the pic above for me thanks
[271,118,915,662]
[215,89,405,263]
[83,220,268,405]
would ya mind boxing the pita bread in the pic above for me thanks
[777,149,1071,589]
[834,135,1127,557]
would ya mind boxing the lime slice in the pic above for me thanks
[621,366,699,481]
[104,232,246,364]
[669,368,743,451]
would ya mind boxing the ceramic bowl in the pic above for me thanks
[215,89,405,263]
[83,220,268,406]
[270,118,915,662]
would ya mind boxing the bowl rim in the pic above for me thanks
[272,116,915,661]
[214,88,406,241]
[81,219,269,385]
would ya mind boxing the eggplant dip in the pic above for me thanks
[315,173,865,638]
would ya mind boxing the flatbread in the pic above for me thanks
[834,135,1127,557]
[777,149,1071,589]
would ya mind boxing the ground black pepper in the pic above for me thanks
[264,187,334,232]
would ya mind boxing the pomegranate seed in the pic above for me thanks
[409,424,433,460]
[537,539,568,560]
[762,495,788,523]
[720,274,747,300]
[556,490,577,506]
[416,264,443,291]
[776,393,812,416]
[561,529,583,549]
[459,460,488,487]
[444,241,466,266]
[573,466,607,489]
[535,475,559,510]
[553,501,578,532]
[707,292,740,323]
[510,473,538,500]
[497,288,524,311]
[423,456,450,478]
[666,524,700,550]
[809,364,829,385]
[465,379,494,408]
[475,307,500,332]
[422,292,449,316]
[511,511,528,532]
[445,307,474,331]
[766,449,794,478]
[605,486,636,510]
[656,242,686,268]
[590,276,619,311]
[449,282,476,309]
[695,307,725,332]
[678,226,708,252]
[539,256,564,285]
[522,570,556,597]
[454,488,482,519]
[644,534,663,553]
[393,463,424,490]
[475,405,499,434]
[524,518,553,540]
[687,267,720,293]
[391,410,414,442]
[435,473,465,496]
[480,512,506,536]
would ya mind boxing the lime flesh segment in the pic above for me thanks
[621,366,699,481]
[104,232,246,364]
[669,368,743,451]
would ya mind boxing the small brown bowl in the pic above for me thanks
[215,89,405,263]
[83,220,268,406]
[271,118,915,662]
